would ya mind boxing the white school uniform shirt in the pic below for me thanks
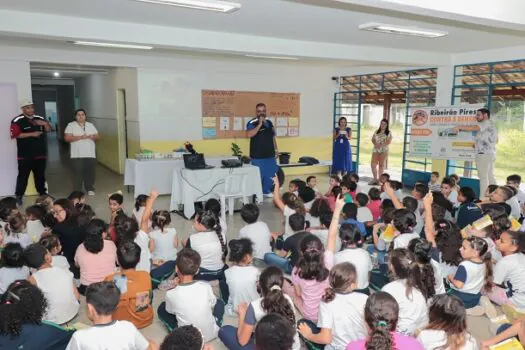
[66,320,149,350]
[414,211,424,236]
[493,253,525,309]
[166,281,219,343]
[311,229,342,252]
[225,265,260,316]
[132,207,151,229]
[4,232,31,248]
[417,330,478,350]
[283,206,297,240]
[134,230,151,272]
[26,219,45,242]
[516,189,525,207]
[380,189,403,202]
[247,295,301,350]
[430,259,446,295]
[52,255,71,271]
[188,231,225,271]
[64,121,98,159]
[0,266,30,294]
[507,196,521,219]
[392,232,420,250]
[451,260,486,294]
[239,222,272,260]
[448,190,459,207]
[318,292,368,350]
[306,213,321,228]
[357,207,373,223]
[32,267,79,324]
[150,228,178,261]
[335,248,372,289]
[382,279,428,335]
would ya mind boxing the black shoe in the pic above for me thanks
[16,196,23,207]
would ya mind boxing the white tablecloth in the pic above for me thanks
[170,165,263,219]
[124,156,236,197]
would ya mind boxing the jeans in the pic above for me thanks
[157,299,225,331]
[71,158,96,191]
[264,253,292,275]
[150,260,176,289]
[16,158,47,196]
[218,325,255,350]
[251,157,278,194]
[195,265,229,302]
[297,319,325,350]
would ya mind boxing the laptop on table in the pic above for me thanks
[183,153,214,170]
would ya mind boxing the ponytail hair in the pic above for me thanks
[296,235,329,282]
[134,194,149,212]
[389,248,429,299]
[197,210,227,262]
[408,238,436,299]
[426,294,468,350]
[260,267,296,326]
[5,212,26,238]
[152,210,171,231]
[282,192,306,216]
[364,292,398,350]
[322,262,357,303]
[339,223,363,248]
[466,236,493,292]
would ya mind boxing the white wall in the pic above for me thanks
[0,60,31,102]
[137,58,336,143]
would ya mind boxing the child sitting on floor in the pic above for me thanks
[341,203,367,236]
[39,234,71,271]
[356,193,374,223]
[4,212,31,248]
[224,239,260,316]
[272,175,306,240]
[149,210,178,265]
[160,325,213,350]
[66,281,157,350]
[25,243,80,325]
[0,243,29,294]
[105,240,153,329]
[367,187,382,221]
[158,248,225,343]
[25,205,46,243]
[132,194,149,228]
[239,204,272,265]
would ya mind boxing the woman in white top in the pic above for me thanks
[417,294,478,350]
[382,248,429,335]
[64,109,99,195]
[187,210,229,301]
[218,266,301,350]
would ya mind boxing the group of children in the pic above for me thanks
[1,169,525,349]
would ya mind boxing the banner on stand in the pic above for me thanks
[409,106,481,160]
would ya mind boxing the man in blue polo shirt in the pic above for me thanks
[247,103,279,197]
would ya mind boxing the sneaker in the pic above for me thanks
[263,193,274,198]
[16,196,23,207]
[87,191,96,196]
[466,305,485,316]
[480,296,499,319]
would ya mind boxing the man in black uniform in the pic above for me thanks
[10,99,51,205]
[247,103,279,197]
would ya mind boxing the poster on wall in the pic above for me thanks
[201,90,300,139]
[409,106,481,160]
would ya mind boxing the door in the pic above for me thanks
[117,89,129,174]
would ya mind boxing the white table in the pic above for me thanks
[170,165,263,219]
[124,156,236,197]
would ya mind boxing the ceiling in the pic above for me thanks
[1,0,524,54]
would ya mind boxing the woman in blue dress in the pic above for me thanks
[332,117,352,175]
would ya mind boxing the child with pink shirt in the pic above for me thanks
[367,188,382,221]
[74,219,117,295]
[289,195,342,322]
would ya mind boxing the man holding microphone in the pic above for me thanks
[10,99,52,205]
[247,103,279,198]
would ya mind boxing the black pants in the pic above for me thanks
[71,158,96,191]
[15,158,47,197]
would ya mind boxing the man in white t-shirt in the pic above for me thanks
[64,109,99,195]
[66,281,156,350]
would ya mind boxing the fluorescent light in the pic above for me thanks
[245,55,299,61]
[72,41,154,50]
[133,0,241,13]
[53,72,60,77]
[359,23,448,38]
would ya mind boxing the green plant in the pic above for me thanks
[231,143,243,157]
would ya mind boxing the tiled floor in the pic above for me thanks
[18,139,495,348]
